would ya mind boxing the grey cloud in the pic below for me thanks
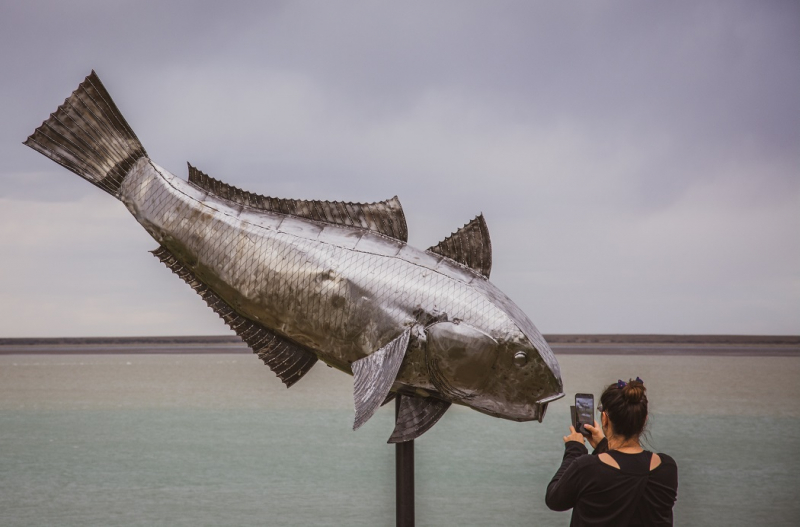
[1,1,798,336]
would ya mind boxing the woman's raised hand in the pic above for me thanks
[563,425,585,444]
[583,420,605,449]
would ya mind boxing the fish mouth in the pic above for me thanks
[529,391,564,423]
[537,392,565,404]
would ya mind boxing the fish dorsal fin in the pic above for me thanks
[388,394,451,443]
[187,163,408,242]
[152,245,317,387]
[352,329,411,430]
[427,214,492,278]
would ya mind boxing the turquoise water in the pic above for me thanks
[1,354,798,526]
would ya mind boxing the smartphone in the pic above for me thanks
[574,393,594,437]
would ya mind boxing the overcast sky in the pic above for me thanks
[1,1,798,337]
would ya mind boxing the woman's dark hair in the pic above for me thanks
[599,379,648,439]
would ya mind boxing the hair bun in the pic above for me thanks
[622,380,646,404]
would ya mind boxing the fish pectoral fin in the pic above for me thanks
[352,328,411,430]
[427,214,492,278]
[187,164,408,242]
[152,246,317,388]
[388,394,451,443]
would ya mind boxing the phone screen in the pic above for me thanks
[574,393,594,436]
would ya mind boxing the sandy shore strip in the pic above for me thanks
[1,335,797,356]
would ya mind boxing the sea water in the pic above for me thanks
[1,353,798,526]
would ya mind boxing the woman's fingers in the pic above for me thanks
[584,420,605,448]
[563,425,585,444]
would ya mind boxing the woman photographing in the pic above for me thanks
[546,378,678,526]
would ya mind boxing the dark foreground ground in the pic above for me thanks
[1,334,797,356]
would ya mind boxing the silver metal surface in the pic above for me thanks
[25,71,565,442]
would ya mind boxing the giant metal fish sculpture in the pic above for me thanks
[25,72,564,442]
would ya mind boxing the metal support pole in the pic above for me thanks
[395,395,415,527]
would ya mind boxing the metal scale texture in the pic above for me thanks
[24,71,564,442]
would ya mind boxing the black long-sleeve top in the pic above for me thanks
[546,438,678,526]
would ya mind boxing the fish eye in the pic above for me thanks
[513,351,528,366]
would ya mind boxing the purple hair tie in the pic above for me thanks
[617,377,644,389]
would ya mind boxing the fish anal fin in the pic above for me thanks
[151,245,317,387]
[388,394,451,443]
[427,214,492,278]
[352,329,411,430]
[187,163,408,242]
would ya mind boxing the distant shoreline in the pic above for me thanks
[1,334,797,357]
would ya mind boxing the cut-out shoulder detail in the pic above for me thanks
[650,453,662,470]
[599,453,620,469]
[600,452,663,472]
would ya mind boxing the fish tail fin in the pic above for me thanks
[23,71,147,197]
